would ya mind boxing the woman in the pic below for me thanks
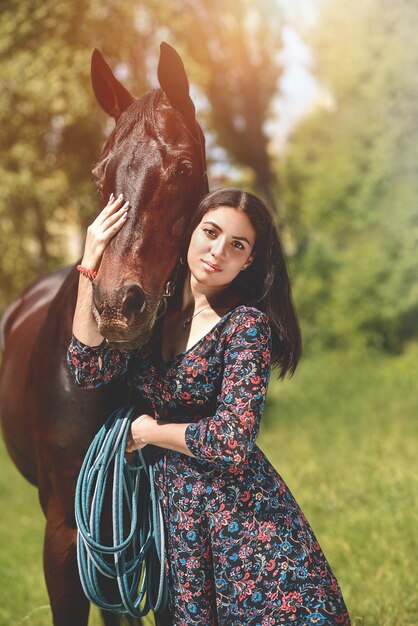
[67,188,350,625]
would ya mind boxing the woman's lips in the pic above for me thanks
[201,259,221,272]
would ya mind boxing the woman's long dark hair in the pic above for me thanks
[181,188,302,378]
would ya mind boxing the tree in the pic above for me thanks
[0,0,287,311]
[162,0,283,210]
[282,0,418,351]
[0,0,156,310]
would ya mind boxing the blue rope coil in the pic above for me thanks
[75,406,168,617]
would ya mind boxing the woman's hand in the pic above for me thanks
[126,414,155,452]
[81,193,130,270]
[126,416,196,458]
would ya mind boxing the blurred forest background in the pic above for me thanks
[1,0,417,353]
[0,0,417,625]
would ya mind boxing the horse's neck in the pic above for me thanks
[0,265,75,351]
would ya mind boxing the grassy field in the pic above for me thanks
[0,346,417,626]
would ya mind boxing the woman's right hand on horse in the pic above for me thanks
[81,193,129,270]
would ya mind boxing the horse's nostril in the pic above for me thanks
[121,285,146,319]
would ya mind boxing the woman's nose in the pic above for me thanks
[210,238,226,258]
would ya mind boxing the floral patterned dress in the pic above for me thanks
[67,305,350,626]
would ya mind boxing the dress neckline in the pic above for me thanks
[158,304,245,365]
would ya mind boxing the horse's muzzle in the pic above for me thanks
[121,283,147,320]
[92,281,154,346]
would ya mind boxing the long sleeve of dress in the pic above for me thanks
[67,336,134,389]
[184,310,271,468]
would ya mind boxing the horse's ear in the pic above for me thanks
[91,49,134,120]
[158,42,197,132]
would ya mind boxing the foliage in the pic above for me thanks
[161,0,284,208]
[1,0,416,353]
[0,0,158,311]
[0,0,286,312]
[283,0,418,352]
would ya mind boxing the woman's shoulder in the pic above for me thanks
[223,304,271,337]
[228,304,269,323]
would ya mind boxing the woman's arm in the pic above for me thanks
[67,193,132,388]
[184,310,271,466]
[126,309,271,464]
[67,335,133,389]
[72,193,129,346]
[126,415,196,457]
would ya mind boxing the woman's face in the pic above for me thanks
[187,206,256,290]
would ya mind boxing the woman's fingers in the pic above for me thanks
[90,194,130,241]
[82,194,130,268]
[96,193,125,226]
[107,211,129,237]
[125,414,151,452]
[102,200,130,231]
[89,208,128,246]
[126,435,146,452]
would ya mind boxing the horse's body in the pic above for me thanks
[0,43,207,626]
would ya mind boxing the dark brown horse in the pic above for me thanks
[0,43,207,626]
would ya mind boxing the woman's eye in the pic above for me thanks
[203,228,216,237]
[232,241,244,250]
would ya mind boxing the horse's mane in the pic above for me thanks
[114,89,167,143]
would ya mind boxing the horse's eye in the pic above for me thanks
[176,161,193,177]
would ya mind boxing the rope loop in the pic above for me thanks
[75,405,168,617]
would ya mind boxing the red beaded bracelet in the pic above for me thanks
[76,264,98,281]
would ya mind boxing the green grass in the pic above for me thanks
[259,345,418,626]
[0,346,417,625]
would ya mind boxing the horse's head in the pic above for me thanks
[89,43,208,348]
